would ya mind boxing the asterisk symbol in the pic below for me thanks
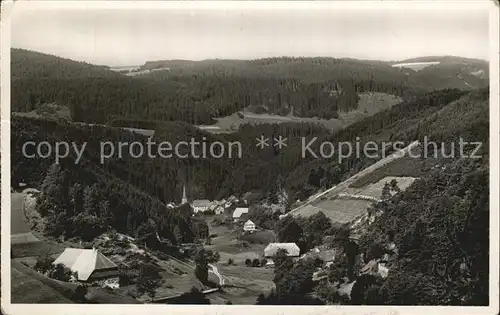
[274,135,288,149]
[256,135,270,149]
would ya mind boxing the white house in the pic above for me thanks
[243,220,256,232]
[232,207,249,221]
[192,200,211,213]
[53,248,120,289]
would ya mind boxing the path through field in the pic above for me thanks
[209,264,225,286]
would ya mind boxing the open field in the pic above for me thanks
[11,260,75,303]
[198,111,344,134]
[295,200,372,223]
[289,142,423,224]
[219,265,274,283]
[200,217,275,304]
[391,61,441,71]
[206,220,267,264]
[12,103,72,121]
[199,92,402,133]
[11,260,140,304]
[209,286,269,305]
[206,236,266,264]
[240,230,276,245]
[205,217,267,263]
[348,150,440,188]
[150,258,206,299]
[11,241,65,259]
[288,141,419,219]
[294,175,417,223]
[11,232,40,244]
[209,266,275,304]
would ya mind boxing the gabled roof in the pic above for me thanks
[232,207,249,218]
[244,219,255,226]
[264,243,300,257]
[193,200,211,207]
[53,248,117,281]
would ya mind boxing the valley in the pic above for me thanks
[8,47,490,306]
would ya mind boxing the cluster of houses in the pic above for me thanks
[169,185,251,216]
[46,187,343,290]
[169,185,259,232]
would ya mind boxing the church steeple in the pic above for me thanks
[181,185,188,205]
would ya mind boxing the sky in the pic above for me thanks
[9,2,491,67]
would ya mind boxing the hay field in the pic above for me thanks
[345,176,417,198]
[199,92,402,133]
[293,200,372,224]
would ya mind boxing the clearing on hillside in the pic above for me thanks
[199,92,402,133]
[345,176,417,198]
[294,200,372,224]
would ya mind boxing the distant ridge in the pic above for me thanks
[395,55,488,64]
[11,48,123,79]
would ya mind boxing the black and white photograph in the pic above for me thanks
[1,1,498,314]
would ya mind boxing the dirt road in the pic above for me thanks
[11,192,40,244]
[209,264,225,286]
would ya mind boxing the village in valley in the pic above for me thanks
[7,3,491,307]
[11,148,412,305]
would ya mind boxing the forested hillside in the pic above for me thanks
[11,87,488,244]
[393,56,489,90]
[254,88,489,306]
[10,50,490,300]
[14,49,476,126]
[356,157,489,305]
[11,51,411,124]
[11,48,120,80]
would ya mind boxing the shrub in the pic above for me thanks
[261,258,268,267]
[49,263,74,282]
[195,265,208,283]
[252,259,260,267]
[245,259,252,267]
[73,285,88,303]
[34,253,54,274]
[227,258,234,266]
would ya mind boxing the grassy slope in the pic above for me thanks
[11,260,140,304]
[11,260,75,303]
[352,88,489,188]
